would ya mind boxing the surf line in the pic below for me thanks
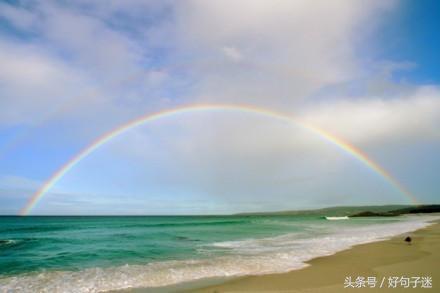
[20,103,418,215]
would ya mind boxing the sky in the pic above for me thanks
[0,0,439,215]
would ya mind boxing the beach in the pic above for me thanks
[1,215,438,292]
[193,220,439,293]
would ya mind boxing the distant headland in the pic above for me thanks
[236,204,440,217]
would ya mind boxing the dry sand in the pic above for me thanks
[192,221,439,293]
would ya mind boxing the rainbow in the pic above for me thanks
[20,103,418,215]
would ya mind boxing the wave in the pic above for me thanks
[0,215,437,293]
[325,216,349,220]
[0,239,18,247]
[0,238,38,249]
[208,215,437,254]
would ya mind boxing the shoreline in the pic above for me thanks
[189,220,439,292]
[2,216,437,292]
[123,217,439,293]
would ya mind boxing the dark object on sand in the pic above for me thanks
[404,236,412,244]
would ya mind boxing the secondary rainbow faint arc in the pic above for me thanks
[20,103,418,215]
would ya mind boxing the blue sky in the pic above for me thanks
[0,0,439,215]
[370,0,440,84]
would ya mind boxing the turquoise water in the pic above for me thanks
[0,215,436,291]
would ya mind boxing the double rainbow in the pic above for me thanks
[20,103,418,215]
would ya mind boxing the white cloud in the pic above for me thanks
[300,86,440,145]
[0,2,37,30]
[40,3,141,74]
[0,40,88,125]
[0,1,175,129]
[0,0,399,128]
[222,46,243,62]
[1,0,438,212]
[173,0,396,106]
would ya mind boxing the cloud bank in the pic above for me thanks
[0,0,439,213]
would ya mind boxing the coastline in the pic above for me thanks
[2,215,438,292]
[190,220,439,293]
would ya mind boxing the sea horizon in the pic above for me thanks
[0,203,429,217]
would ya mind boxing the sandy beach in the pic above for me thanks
[193,220,439,293]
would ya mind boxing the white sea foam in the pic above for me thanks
[0,215,437,293]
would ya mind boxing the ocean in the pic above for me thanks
[0,214,437,292]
